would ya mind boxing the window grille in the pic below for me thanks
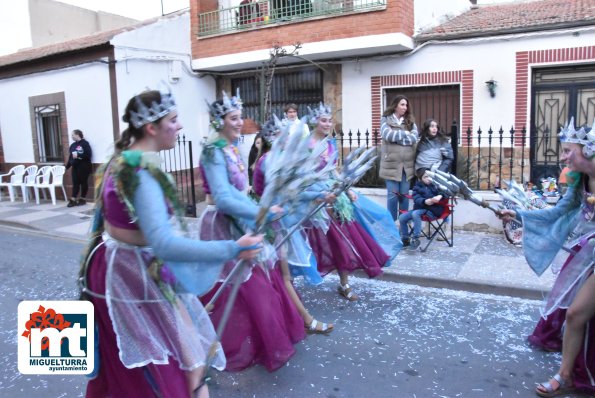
[232,67,324,122]
[35,104,62,163]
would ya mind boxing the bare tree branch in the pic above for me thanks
[262,43,302,120]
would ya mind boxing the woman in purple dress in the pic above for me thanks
[81,89,263,398]
[305,103,389,301]
[252,116,333,334]
[500,119,595,396]
[198,91,306,372]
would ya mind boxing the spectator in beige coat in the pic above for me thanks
[379,95,418,220]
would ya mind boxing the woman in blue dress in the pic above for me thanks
[82,88,263,398]
[499,119,595,396]
[252,115,333,333]
[305,103,401,301]
[197,91,306,372]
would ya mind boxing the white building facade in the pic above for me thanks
[0,11,215,199]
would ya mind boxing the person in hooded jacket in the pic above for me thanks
[66,129,93,207]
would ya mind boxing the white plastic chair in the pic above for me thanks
[24,166,50,203]
[12,165,38,203]
[34,165,67,205]
[0,165,25,202]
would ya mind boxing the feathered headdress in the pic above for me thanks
[306,102,332,127]
[206,89,243,132]
[128,87,177,129]
[260,115,283,144]
[559,117,595,158]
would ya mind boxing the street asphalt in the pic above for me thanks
[0,228,577,398]
[0,197,555,300]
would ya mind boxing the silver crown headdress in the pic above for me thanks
[307,102,332,126]
[128,88,177,129]
[207,89,243,131]
[559,117,595,158]
[260,115,283,144]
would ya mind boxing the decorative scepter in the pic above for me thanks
[495,180,541,211]
[203,117,331,312]
[426,169,503,214]
[276,145,378,250]
[200,118,334,385]
[423,171,582,256]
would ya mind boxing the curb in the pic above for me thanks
[0,218,549,300]
[353,269,549,300]
[0,220,87,243]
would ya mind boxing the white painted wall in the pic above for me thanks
[0,11,216,169]
[342,28,595,137]
[0,63,112,163]
[111,12,215,166]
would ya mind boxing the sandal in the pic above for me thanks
[305,319,334,334]
[338,284,358,301]
[535,374,575,397]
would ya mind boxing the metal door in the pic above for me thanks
[385,85,460,173]
[530,64,595,183]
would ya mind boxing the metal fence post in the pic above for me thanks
[187,140,197,217]
[450,120,458,176]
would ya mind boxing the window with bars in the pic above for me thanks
[231,67,324,122]
[34,104,63,162]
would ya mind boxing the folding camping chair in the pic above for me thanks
[417,197,455,252]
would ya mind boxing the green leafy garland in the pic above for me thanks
[79,150,185,303]
[333,191,355,223]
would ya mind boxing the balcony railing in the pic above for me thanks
[198,0,386,37]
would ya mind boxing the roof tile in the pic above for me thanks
[417,0,595,40]
[0,10,186,68]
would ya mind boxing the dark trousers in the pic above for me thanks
[71,163,92,199]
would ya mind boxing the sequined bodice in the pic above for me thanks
[200,145,248,194]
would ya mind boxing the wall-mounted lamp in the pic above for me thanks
[485,79,497,98]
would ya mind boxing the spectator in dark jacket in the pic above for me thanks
[415,118,453,174]
[415,118,454,240]
[399,168,445,250]
[65,129,92,207]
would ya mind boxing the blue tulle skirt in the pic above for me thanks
[352,192,403,266]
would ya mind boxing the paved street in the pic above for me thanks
[0,226,582,398]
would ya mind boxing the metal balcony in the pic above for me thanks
[198,0,387,37]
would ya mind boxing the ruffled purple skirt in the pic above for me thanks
[529,310,595,392]
[86,244,190,398]
[307,219,387,278]
[200,266,305,372]
[198,206,305,372]
[528,251,595,393]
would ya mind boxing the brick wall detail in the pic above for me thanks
[371,70,473,143]
[515,45,595,133]
[192,0,413,59]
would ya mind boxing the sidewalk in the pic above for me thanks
[0,198,555,300]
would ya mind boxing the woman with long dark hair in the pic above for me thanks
[81,89,262,398]
[379,95,418,220]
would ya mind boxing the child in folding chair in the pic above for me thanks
[399,168,445,250]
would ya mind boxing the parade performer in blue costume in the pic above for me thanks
[80,88,263,398]
[252,116,323,285]
[252,115,333,333]
[500,119,595,397]
[197,91,306,372]
[305,103,400,301]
